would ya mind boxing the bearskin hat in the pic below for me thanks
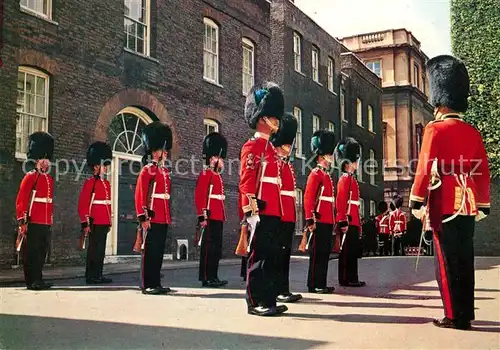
[311,130,336,156]
[378,201,388,214]
[87,141,112,168]
[334,137,360,170]
[426,55,470,113]
[392,194,404,209]
[203,132,227,159]
[244,82,284,129]
[27,132,54,160]
[141,121,172,154]
[271,112,297,147]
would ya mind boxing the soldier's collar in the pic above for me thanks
[438,112,464,121]
[316,164,328,171]
[254,132,270,140]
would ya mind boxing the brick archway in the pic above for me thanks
[94,88,180,160]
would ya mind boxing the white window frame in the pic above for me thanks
[327,57,334,92]
[366,59,382,78]
[293,32,302,73]
[368,105,374,132]
[369,149,376,185]
[357,145,363,182]
[294,107,303,157]
[312,47,319,82]
[20,0,52,19]
[203,17,220,84]
[359,198,365,219]
[242,38,255,96]
[340,88,346,121]
[295,188,304,235]
[312,114,321,133]
[414,63,420,89]
[16,67,50,159]
[370,200,376,216]
[204,118,219,135]
[124,0,151,56]
[356,98,363,127]
[328,121,335,133]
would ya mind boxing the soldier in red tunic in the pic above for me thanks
[335,137,366,287]
[240,82,286,316]
[78,142,113,284]
[271,112,302,303]
[304,130,336,294]
[195,132,228,288]
[135,121,173,295]
[375,201,391,256]
[389,195,406,256]
[16,132,54,290]
[410,55,490,330]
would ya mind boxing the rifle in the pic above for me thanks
[16,173,40,252]
[299,174,324,253]
[133,179,157,253]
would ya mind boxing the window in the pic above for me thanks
[357,145,363,182]
[294,107,303,156]
[295,188,304,234]
[370,200,376,216]
[356,98,363,126]
[327,57,334,92]
[413,63,420,89]
[203,18,219,84]
[366,60,381,77]
[369,149,376,185]
[16,67,49,158]
[340,88,346,121]
[312,114,321,132]
[368,105,374,132]
[242,38,255,95]
[293,32,302,72]
[204,119,219,135]
[328,121,335,133]
[359,198,365,220]
[20,0,51,18]
[312,47,319,82]
[422,75,426,94]
[124,0,150,55]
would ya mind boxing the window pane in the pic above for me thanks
[25,74,35,94]
[36,76,45,95]
[35,96,45,116]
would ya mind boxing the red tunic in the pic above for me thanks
[16,170,53,225]
[78,176,112,226]
[335,173,361,228]
[304,166,335,225]
[194,169,225,222]
[135,163,171,224]
[239,133,281,217]
[280,160,296,223]
[389,209,406,234]
[375,214,390,234]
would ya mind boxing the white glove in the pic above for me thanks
[475,210,487,222]
[412,206,426,220]
[247,214,260,231]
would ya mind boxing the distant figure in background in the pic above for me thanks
[362,215,378,256]
[389,195,407,256]
[375,201,391,256]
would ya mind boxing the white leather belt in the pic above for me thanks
[280,190,295,197]
[380,224,388,227]
[319,196,334,203]
[348,200,360,206]
[394,221,403,223]
[261,176,279,185]
[209,194,225,200]
[93,200,111,205]
[152,193,170,200]
[33,197,52,203]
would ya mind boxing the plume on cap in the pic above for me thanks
[203,132,227,159]
[310,130,336,156]
[244,82,284,129]
[334,137,360,171]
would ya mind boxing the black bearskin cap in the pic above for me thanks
[142,121,172,154]
[271,112,297,147]
[244,82,284,129]
[203,132,227,159]
[87,142,112,167]
[426,55,470,112]
[334,137,361,170]
[392,194,404,209]
[310,130,336,156]
[27,132,54,160]
[378,201,388,213]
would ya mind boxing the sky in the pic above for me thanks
[293,0,452,58]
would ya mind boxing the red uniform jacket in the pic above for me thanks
[239,133,281,218]
[304,166,335,225]
[410,117,490,231]
[135,163,171,224]
[195,169,225,222]
[336,173,361,228]
[16,170,53,225]
[389,209,406,234]
[280,160,296,223]
[375,214,390,234]
[78,176,112,227]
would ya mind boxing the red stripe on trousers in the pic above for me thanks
[433,231,454,319]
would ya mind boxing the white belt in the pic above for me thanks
[209,194,225,200]
[348,200,360,206]
[261,176,279,185]
[280,190,295,197]
[319,196,334,203]
[92,200,111,205]
[152,193,171,200]
[380,224,388,227]
[33,197,52,203]
[394,221,403,224]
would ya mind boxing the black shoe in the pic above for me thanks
[455,320,472,330]
[98,276,113,284]
[202,279,224,288]
[27,282,45,291]
[276,304,288,314]
[142,287,162,295]
[276,293,303,303]
[40,281,53,289]
[86,278,104,285]
[247,305,278,317]
[433,317,457,329]
[340,281,366,287]
[308,286,335,294]
[157,286,171,294]
[215,278,228,286]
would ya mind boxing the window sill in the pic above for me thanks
[20,7,59,25]
[328,89,337,96]
[342,119,348,124]
[15,152,27,162]
[313,80,323,87]
[368,129,376,135]
[203,77,224,88]
[123,48,160,64]
[295,70,306,77]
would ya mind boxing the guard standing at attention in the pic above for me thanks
[375,201,391,256]
[389,194,406,256]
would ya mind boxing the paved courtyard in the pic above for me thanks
[0,256,499,349]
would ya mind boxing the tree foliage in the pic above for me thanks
[451,0,500,178]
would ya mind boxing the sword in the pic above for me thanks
[415,207,428,272]
[305,229,314,250]
[142,181,157,250]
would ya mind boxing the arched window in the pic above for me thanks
[108,107,153,155]
[204,118,219,135]
[203,18,219,84]
[242,38,255,95]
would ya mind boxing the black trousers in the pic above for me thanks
[246,215,281,308]
[307,223,334,290]
[393,236,405,256]
[141,223,168,289]
[434,216,475,322]
[240,257,247,280]
[339,225,361,284]
[378,234,391,256]
[276,221,295,295]
[198,220,223,282]
[22,224,50,286]
[85,225,110,280]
